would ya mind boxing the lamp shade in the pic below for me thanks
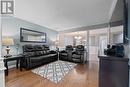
[55,40,59,46]
[2,37,14,46]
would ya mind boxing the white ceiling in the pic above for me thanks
[14,0,115,31]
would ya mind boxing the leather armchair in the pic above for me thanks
[59,45,73,62]
[72,45,85,63]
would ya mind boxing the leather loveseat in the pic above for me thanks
[59,45,85,63]
[22,45,58,69]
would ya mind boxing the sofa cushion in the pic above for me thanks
[60,53,68,56]
[30,54,57,63]
[43,45,50,50]
[30,56,46,63]
[41,54,57,58]
[24,52,36,57]
[66,45,73,51]
[48,54,57,57]
[34,45,44,51]
[35,51,44,56]
[72,54,81,59]
[23,45,34,52]
[44,50,50,55]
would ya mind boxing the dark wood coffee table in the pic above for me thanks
[3,55,24,75]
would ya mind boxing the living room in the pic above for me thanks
[0,0,130,87]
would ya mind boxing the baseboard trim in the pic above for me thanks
[8,65,16,69]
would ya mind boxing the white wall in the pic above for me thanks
[0,4,5,87]
[2,16,58,53]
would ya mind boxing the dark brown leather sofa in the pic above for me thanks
[22,45,58,69]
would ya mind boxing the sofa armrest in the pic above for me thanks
[21,53,26,57]
[59,50,67,53]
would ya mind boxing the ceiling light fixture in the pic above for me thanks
[74,32,83,40]
[74,35,82,40]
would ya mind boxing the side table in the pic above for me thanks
[3,55,23,76]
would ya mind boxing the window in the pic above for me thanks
[110,25,123,44]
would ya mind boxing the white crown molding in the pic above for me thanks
[59,23,109,33]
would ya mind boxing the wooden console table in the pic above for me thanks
[98,55,129,87]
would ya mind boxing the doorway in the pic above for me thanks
[88,28,108,62]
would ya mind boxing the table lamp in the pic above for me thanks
[2,37,14,57]
[55,40,59,51]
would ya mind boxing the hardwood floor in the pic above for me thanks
[5,62,99,87]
